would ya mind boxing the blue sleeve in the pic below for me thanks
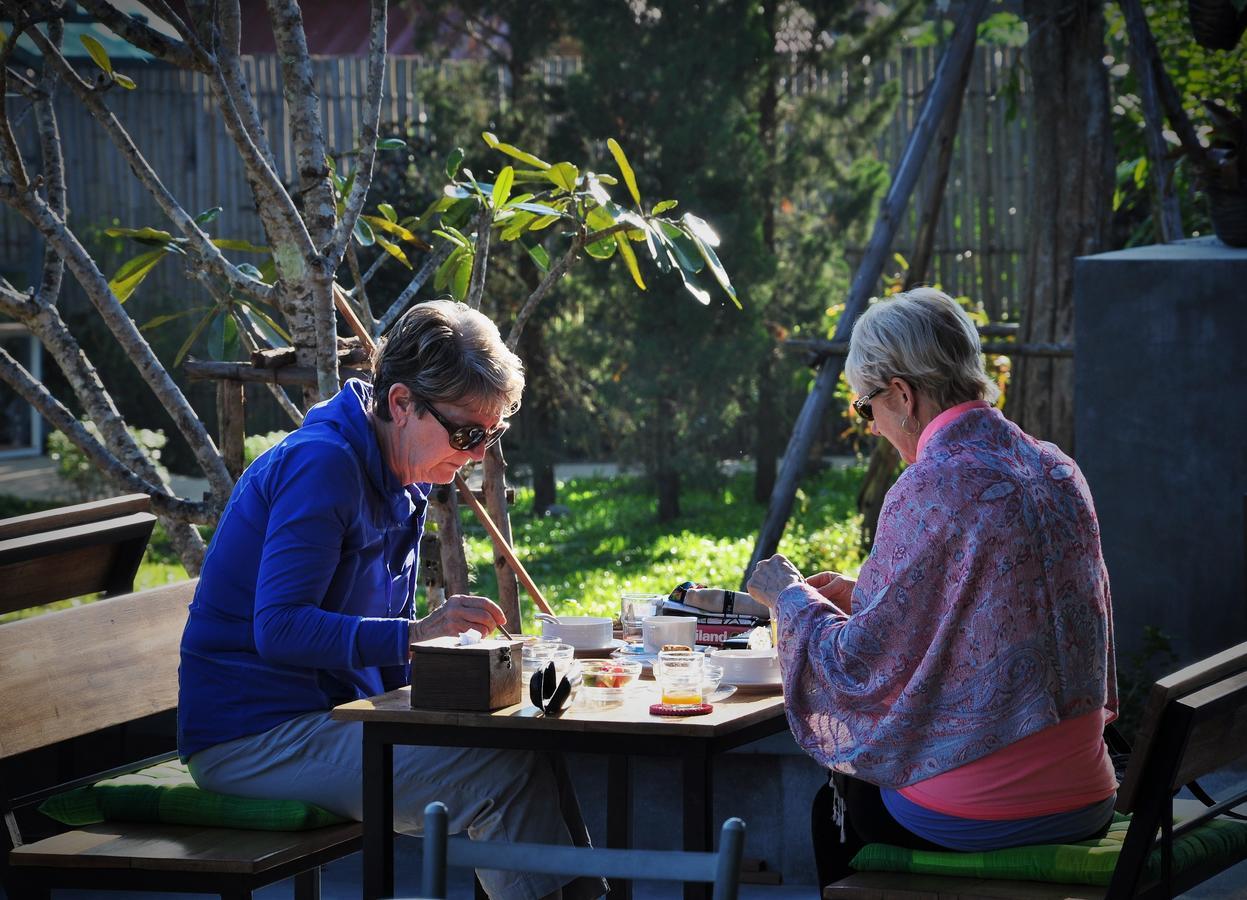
[252,441,409,670]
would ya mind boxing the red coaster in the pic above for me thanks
[649,702,714,717]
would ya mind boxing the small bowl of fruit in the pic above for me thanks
[578,659,642,706]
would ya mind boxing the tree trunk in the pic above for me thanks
[483,444,520,632]
[1007,0,1114,454]
[428,487,469,597]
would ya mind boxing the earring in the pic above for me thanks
[901,415,920,435]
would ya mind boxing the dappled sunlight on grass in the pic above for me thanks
[458,467,867,622]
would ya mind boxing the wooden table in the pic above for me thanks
[332,683,788,900]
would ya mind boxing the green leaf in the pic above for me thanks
[446,147,465,180]
[211,310,239,362]
[434,247,462,292]
[615,234,646,290]
[377,202,397,223]
[492,165,515,210]
[235,299,292,344]
[650,200,678,216]
[451,250,472,301]
[211,238,270,253]
[141,308,206,333]
[80,34,112,75]
[105,225,180,247]
[657,222,704,273]
[194,206,223,225]
[524,241,550,273]
[362,215,427,247]
[376,137,406,151]
[510,201,566,218]
[432,227,471,249]
[687,229,739,308]
[675,264,712,306]
[546,162,579,192]
[353,217,375,247]
[112,72,137,90]
[109,249,168,302]
[499,211,536,242]
[681,213,720,248]
[595,173,618,186]
[236,262,268,283]
[173,306,219,367]
[375,234,412,269]
[440,196,478,230]
[482,132,552,170]
[528,214,561,232]
[607,138,642,208]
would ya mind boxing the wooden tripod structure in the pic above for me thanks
[742,0,989,586]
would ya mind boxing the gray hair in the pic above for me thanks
[371,299,524,421]
[844,287,999,408]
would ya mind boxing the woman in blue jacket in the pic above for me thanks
[180,300,595,900]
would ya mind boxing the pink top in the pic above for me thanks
[897,709,1118,818]
[916,400,992,460]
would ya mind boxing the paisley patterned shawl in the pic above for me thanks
[776,407,1116,788]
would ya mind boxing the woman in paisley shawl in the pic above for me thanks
[747,288,1117,884]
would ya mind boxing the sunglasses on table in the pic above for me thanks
[851,385,888,422]
[418,398,509,451]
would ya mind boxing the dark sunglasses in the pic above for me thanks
[418,398,509,451]
[529,661,572,716]
[851,385,888,422]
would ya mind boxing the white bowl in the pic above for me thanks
[707,648,780,684]
[540,615,613,650]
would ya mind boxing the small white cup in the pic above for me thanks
[642,615,697,655]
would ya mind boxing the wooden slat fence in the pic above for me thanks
[0,47,1031,320]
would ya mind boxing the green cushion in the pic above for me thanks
[38,760,349,832]
[851,812,1247,887]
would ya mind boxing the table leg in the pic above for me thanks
[682,745,714,900]
[362,726,394,900]
[606,755,633,900]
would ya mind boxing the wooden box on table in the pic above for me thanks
[409,637,523,710]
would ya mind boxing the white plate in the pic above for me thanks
[706,685,738,703]
[572,638,629,658]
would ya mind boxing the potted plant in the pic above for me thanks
[1188,0,1247,51]
[1199,92,1247,246]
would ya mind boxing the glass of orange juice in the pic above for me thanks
[656,650,704,707]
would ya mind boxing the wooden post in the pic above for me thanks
[428,486,469,598]
[482,444,522,632]
[742,0,988,588]
[216,380,245,481]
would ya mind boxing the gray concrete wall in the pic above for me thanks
[1074,238,1247,665]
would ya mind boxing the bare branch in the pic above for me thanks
[345,244,379,336]
[4,66,40,97]
[266,0,335,249]
[232,315,306,426]
[2,177,235,497]
[33,15,66,305]
[326,0,388,271]
[466,209,492,310]
[379,240,455,333]
[507,234,585,352]
[75,0,209,71]
[582,222,632,246]
[0,346,212,523]
[359,247,388,287]
[24,24,276,305]
[216,0,278,174]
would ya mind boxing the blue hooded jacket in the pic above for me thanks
[178,380,428,760]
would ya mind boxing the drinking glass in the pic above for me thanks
[620,593,663,642]
[656,649,704,707]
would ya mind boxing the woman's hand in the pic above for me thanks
[805,571,855,615]
[411,594,508,642]
[747,554,805,609]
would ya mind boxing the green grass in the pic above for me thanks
[1,465,868,624]
[457,466,867,621]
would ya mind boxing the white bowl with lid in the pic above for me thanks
[540,615,613,650]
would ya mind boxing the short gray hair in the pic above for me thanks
[371,299,524,421]
[845,287,999,408]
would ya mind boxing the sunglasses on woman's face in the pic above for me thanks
[851,385,888,422]
[418,399,509,451]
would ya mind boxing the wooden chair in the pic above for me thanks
[823,641,1247,899]
[0,506,362,899]
[420,800,747,900]
[0,493,156,615]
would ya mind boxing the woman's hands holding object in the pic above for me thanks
[411,594,507,643]
[805,571,855,615]
[747,554,806,608]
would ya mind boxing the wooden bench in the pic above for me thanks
[0,493,156,615]
[822,642,1247,899]
[0,498,361,899]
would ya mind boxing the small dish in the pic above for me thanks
[578,659,642,705]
